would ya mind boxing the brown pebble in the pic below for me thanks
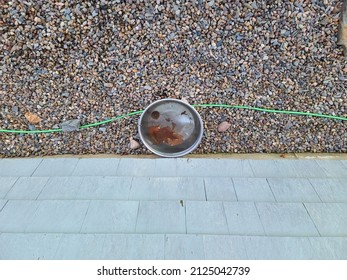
[24,112,42,124]
[218,121,231,133]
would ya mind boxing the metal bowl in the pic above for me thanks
[138,99,203,157]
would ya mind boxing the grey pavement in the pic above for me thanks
[0,157,346,259]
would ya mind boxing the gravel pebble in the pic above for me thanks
[129,138,140,150]
[218,121,231,133]
[60,119,80,132]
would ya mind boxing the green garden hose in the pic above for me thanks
[0,104,346,134]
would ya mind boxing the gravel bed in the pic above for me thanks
[0,0,346,157]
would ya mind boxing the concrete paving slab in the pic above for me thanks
[129,177,159,200]
[81,201,138,233]
[203,235,248,259]
[250,160,328,178]
[0,158,42,177]
[129,177,205,201]
[0,177,17,199]
[54,234,106,259]
[26,200,90,233]
[223,202,264,235]
[72,158,120,176]
[79,177,132,200]
[155,158,177,177]
[158,178,205,201]
[0,200,7,212]
[204,177,237,201]
[176,158,208,177]
[101,234,165,259]
[117,158,156,176]
[243,236,314,259]
[6,177,49,200]
[304,203,347,236]
[32,158,79,176]
[38,177,84,199]
[165,234,205,260]
[267,178,321,202]
[308,237,347,259]
[233,178,275,202]
[176,159,254,177]
[315,160,347,178]
[250,160,299,178]
[309,179,347,202]
[136,201,185,233]
[291,160,328,178]
[39,177,131,200]
[256,202,319,236]
[0,233,62,260]
[1,156,346,261]
[186,201,229,234]
[0,200,40,232]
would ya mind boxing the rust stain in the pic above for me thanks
[148,125,183,146]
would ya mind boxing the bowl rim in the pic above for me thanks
[138,98,204,158]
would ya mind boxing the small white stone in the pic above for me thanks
[207,1,215,7]
[34,16,41,23]
[129,138,140,150]
[181,97,189,104]
[104,83,113,88]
